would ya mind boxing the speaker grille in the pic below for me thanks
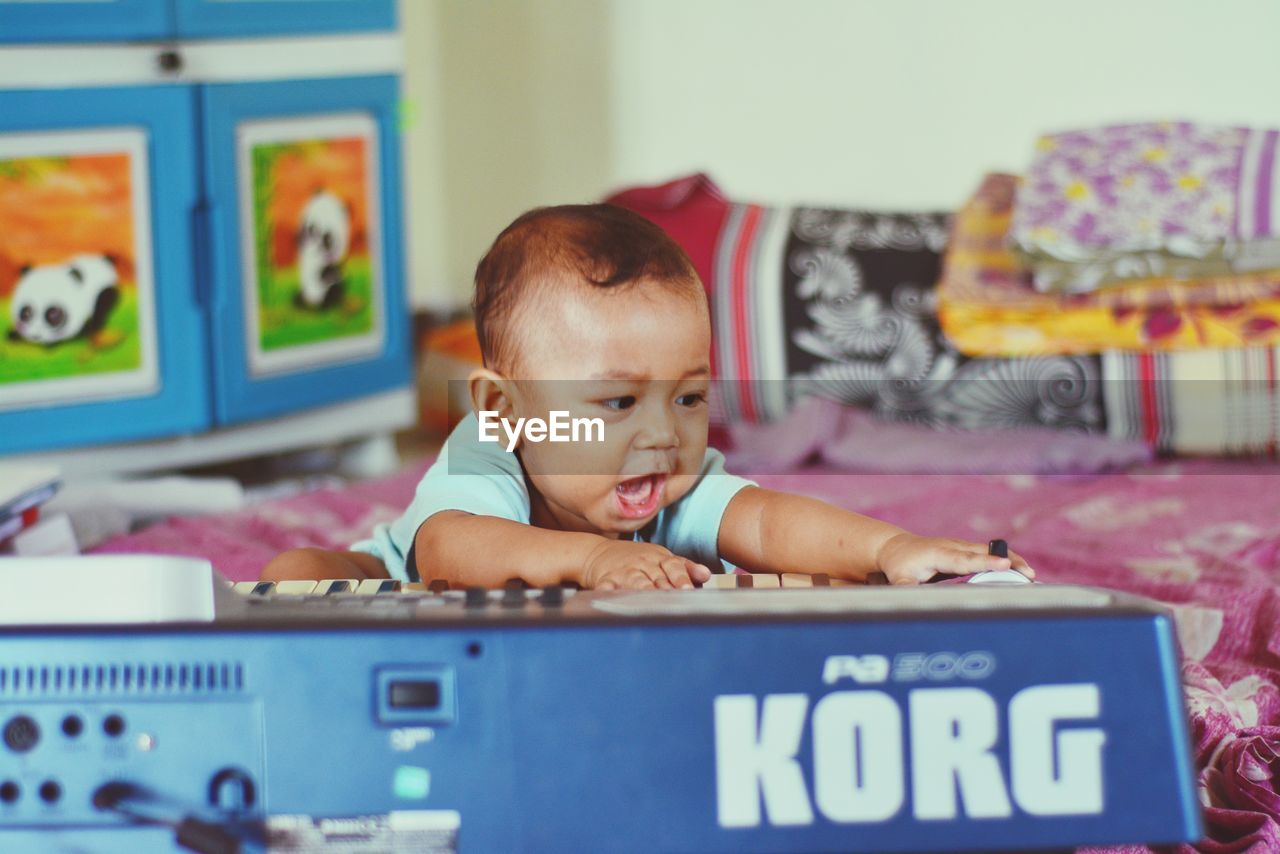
[0,662,244,697]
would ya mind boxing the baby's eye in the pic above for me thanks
[676,392,707,407]
[600,396,636,411]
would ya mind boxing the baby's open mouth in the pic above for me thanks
[615,473,667,519]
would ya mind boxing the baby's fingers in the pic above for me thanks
[934,548,1010,575]
[1009,550,1035,579]
[658,557,694,590]
[637,566,673,590]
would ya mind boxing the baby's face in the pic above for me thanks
[507,280,711,537]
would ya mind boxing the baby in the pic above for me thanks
[262,204,1031,589]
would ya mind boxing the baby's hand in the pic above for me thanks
[874,533,1034,586]
[582,540,713,590]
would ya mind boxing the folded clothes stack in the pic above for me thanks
[1011,122,1280,294]
[934,124,1280,456]
[938,173,1280,356]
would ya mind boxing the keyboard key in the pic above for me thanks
[746,573,780,588]
[781,573,813,588]
[356,579,401,595]
[233,582,261,595]
[275,580,317,596]
[701,574,739,590]
[315,579,353,595]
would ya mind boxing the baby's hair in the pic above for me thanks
[473,204,700,371]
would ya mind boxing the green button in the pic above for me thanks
[393,766,431,800]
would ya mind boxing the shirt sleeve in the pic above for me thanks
[652,448,755,570]
[350,414,530,582]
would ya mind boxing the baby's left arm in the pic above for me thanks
[717,487,1032,585]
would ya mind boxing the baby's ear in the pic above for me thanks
[467,367,515,424]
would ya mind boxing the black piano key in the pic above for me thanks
[251,581,274,596]
[735,574,754,589]
[428,579,450,594]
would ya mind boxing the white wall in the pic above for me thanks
[401,0,1280,309]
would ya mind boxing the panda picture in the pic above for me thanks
[7,254,120,347]
[295,190,351,310]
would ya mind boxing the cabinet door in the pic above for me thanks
[173,0,394,37]
[201,75,410,425]
[0,0,171,42]
[0,86,209,454]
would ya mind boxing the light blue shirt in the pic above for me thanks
[352,413,755,582]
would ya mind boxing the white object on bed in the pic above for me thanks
[965,569,1034,584]
[0,555,221,625]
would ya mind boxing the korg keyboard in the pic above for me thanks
[0,557,1200,853]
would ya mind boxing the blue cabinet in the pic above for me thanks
[0,86,210,453]
[202,75,410,424]
[0,0,394,42]
[0,0,172,43]
[174,0,395,38]
[0,34,410,455]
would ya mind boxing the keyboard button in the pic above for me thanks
[275,580,317,596]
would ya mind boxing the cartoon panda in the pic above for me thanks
[7,253,120,347]
[295,191,351,310]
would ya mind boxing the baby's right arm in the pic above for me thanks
[260,548,390,582]
[416,511,711,589]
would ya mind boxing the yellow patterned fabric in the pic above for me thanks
[938,174,1280,356]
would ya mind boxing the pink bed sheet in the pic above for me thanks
[93,457,1280,852]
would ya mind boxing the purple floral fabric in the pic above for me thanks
[1012,123,1280,292]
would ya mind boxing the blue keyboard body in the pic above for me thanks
[0,583,1200,852]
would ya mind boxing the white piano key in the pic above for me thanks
[701,574,739,590]
[314,579,355,595]
[356,578,402,595]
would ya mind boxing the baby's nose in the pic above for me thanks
[634,412,678,449]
